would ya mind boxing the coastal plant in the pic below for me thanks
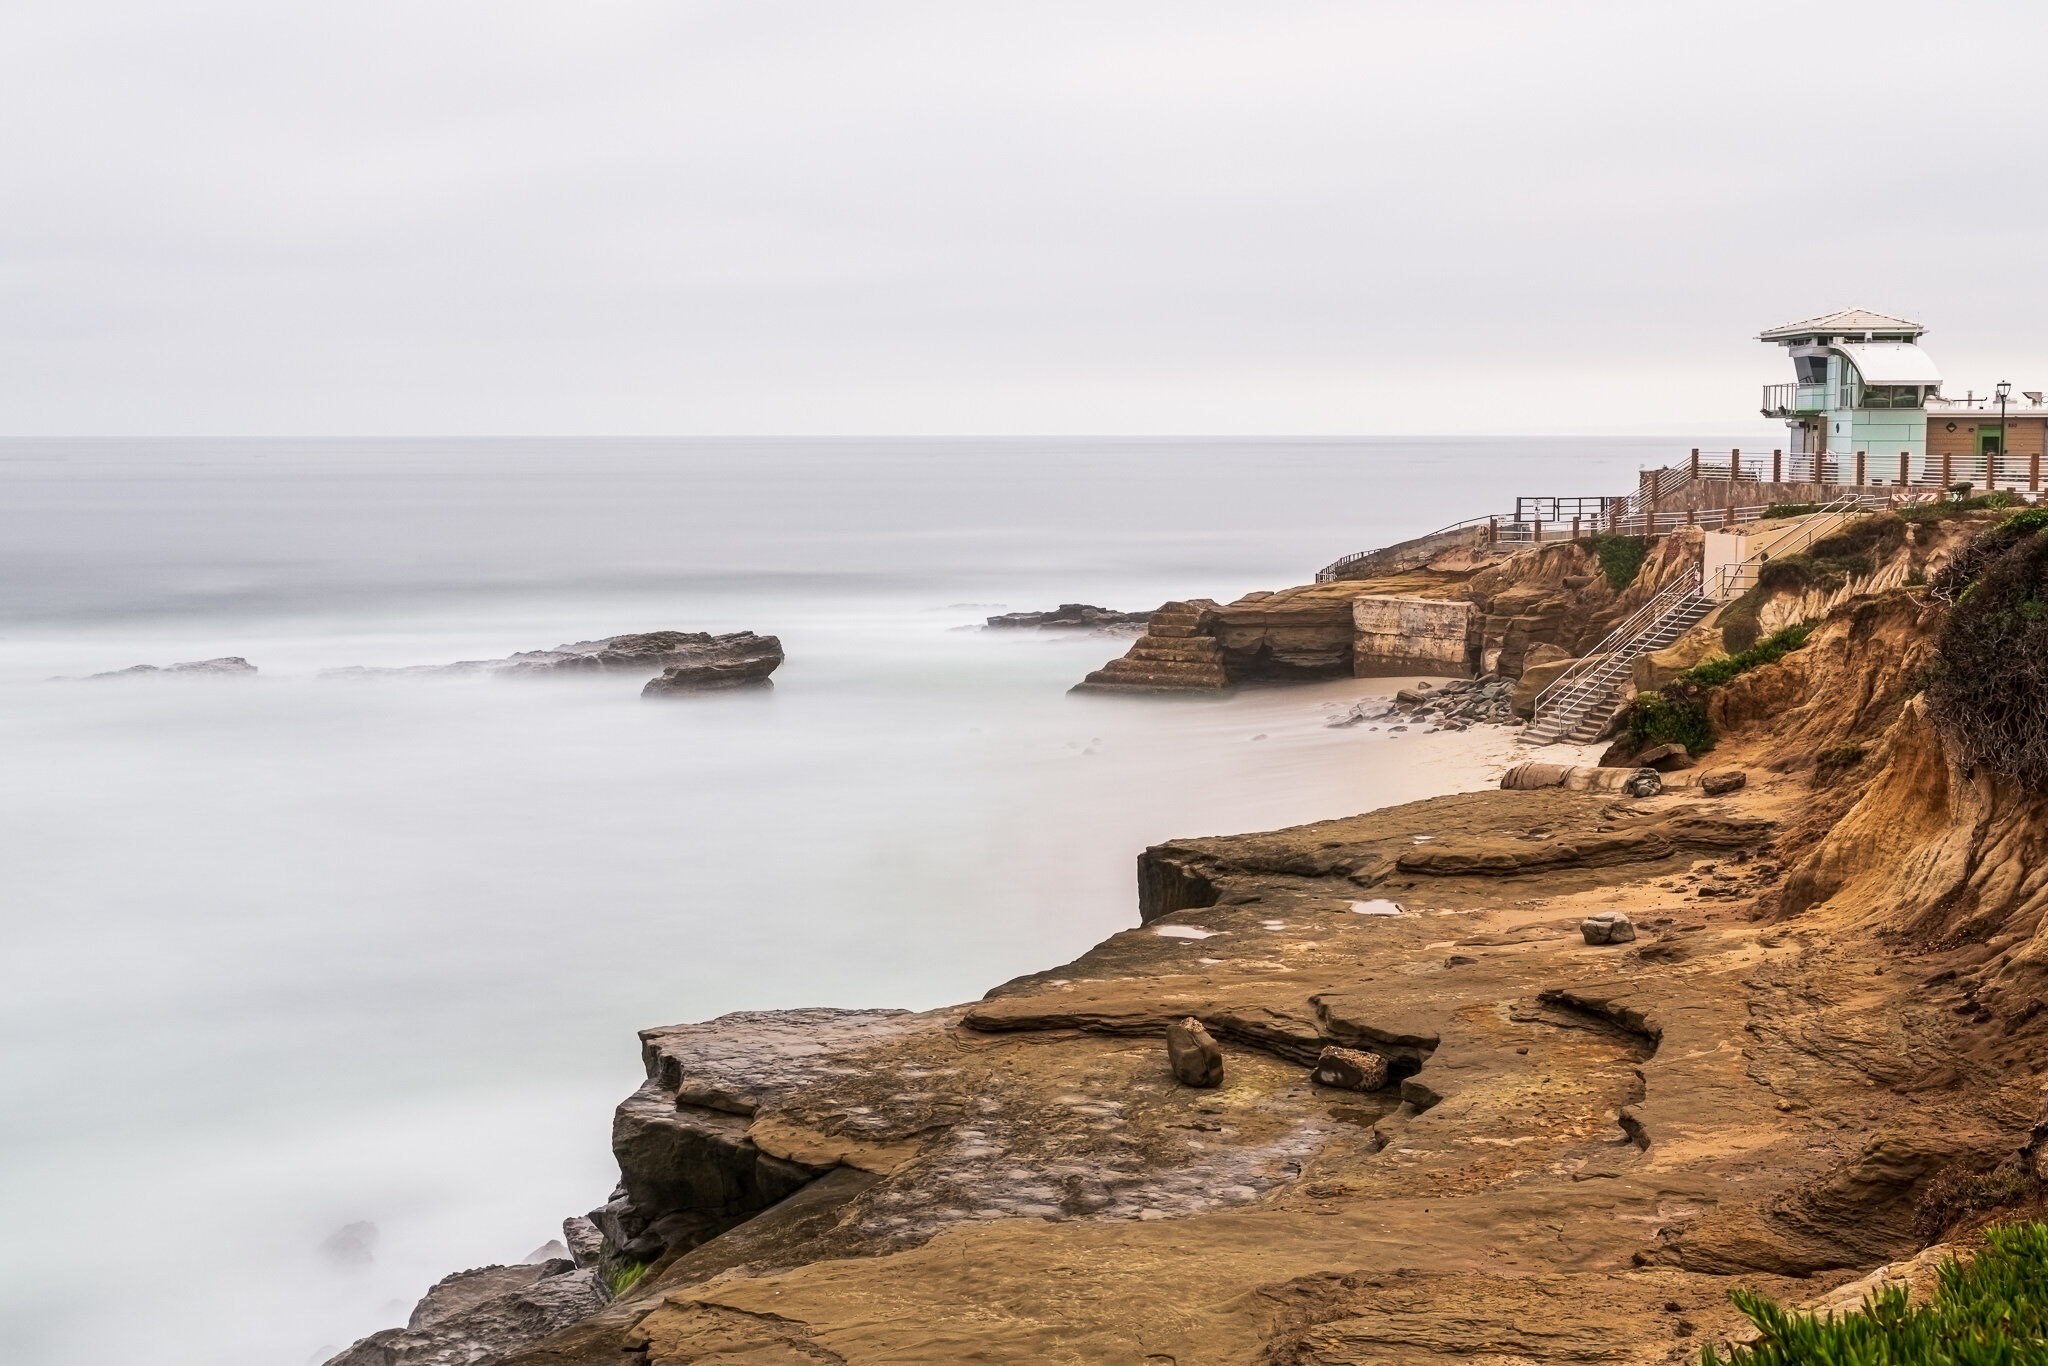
[1915,1163,2036,1241]
[1762,503,1824,520]
[1580,534,1651,591]
[1926,522,2048,790]
[1672,624,1817,689]
[605,1259,653,1298]
[1701,1221,2048,1366]
[1629,690,1714,757]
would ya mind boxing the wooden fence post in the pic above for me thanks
[1942,450,1954,490]
[1533,519,1543,544]
[1772,448,1783,484]
[1899,450,1909,487]
[1571,515,1581,540]
[1690,447,1701,480]
[2033,444,2041,493]
[1488,517,1498,545]
[1855,450,1867,487]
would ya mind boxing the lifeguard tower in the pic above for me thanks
[1757,309,1941,472]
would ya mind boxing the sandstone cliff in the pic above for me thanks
[333,508,2048,1366]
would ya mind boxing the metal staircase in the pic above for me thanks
[1525,568,1708,744]
[1525,494,1883,746]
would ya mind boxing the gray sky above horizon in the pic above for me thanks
[5,1,2046,437]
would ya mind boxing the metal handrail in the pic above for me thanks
[1705,493,1882,598]
[1532,566,1702,716]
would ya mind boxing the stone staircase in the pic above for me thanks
[1524,569,1710,744]
[1069,601,1231,694]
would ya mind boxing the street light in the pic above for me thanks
[1997,380,2013,491]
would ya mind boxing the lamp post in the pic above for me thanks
[1996,380,2012,491]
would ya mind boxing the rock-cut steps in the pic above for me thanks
[1069,601,1231,694]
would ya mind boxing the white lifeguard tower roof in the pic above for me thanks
[1758,309,1924,342]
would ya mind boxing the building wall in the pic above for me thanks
[1927,414,2048,487]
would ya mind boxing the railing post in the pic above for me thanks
[1772,448,1783,484]
[1608,499,1620,534]
[1686,506,1697,528]
[2034,444,2041,493]
[1646,505,1658,538]
[1690,447,1701,480]
[1899,450,1909,487]
[1855,450,1867,487]
[1571,515,1581,540]
[1488,517,1498,545]
[1533,518,1543,543]
[1941,450,1954,491]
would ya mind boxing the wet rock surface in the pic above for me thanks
[984,603,1148,630]
[639,633,783,694]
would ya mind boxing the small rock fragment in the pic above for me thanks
[1581,911,1637,945]
[1312,1046,1389,1092]
[1166,1017,1223,1088]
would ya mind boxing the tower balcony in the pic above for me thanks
[1761,383,1828,417]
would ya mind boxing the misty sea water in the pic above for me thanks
[0,436,1763,1364]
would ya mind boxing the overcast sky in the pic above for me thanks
[4,1,2046,435]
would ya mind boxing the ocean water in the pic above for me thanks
[0,436,1756,1364]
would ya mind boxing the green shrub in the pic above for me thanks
[1762,503,1824,520]
[1630,691,1714,756]
[605,1259,653,1298]
[1673,624,1818,690]
[1578,534,1651,591]
[1703,1220,2048,1366]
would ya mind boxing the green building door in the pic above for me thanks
[1979,428,2006,488]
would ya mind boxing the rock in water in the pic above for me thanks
[640,633,784,695]
[1312,1045,1389,1091]
[1581,911,1637,945]
[1166,1017,1223,1087]
[320,1261,602,1366]
[984,604,1149,629]
[320,631,780,683]
[79,657,257,680]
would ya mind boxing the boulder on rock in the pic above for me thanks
[1634,742,1695,771]
[641,634,785,695]
[1312,1045,1389,1092]
[1700,770,1747,796]
[1581,911,1638,945]
[1166,1017,1223,1087]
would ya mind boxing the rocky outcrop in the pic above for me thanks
[322,1260,602,1366]
[984,604,1147,630]
[639,634,783,694]
[361,510,2048,1366]
[1071,600,1230,693]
